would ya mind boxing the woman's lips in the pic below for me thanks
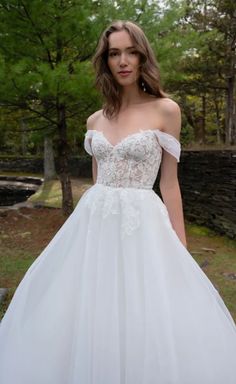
[118,71,132,77]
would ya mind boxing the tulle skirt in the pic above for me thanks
[0,183,236,384]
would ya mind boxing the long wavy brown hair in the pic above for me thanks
[92,20,167,119]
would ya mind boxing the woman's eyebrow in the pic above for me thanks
[108,46,136,51]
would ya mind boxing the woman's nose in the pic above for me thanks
[120,52,128,65]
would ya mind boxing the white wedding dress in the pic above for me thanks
[0,128,236,384]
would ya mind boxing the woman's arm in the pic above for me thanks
[92,156,97,184]
[86,113,99,185]
[160,174,187,248]
[158,99,187,249]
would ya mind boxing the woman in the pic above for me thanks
[0,20,236,384]
[88,20,186,248]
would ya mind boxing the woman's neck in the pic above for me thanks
[120,84,146,109]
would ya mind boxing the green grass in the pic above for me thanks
[29,179,63,208]
[0,247,38,319]
[187,224,214,237]
[185,223,236,319]
[28,178,92,208]
[0,248,35,282]
[0,171,43,177]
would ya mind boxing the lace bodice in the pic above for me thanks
[84,129,181,189]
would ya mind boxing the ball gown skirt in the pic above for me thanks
[0,128,235,384]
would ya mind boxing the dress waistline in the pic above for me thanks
[95,182,153,191]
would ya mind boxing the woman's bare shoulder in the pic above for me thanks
[154,97,181,139]
[155,97,181,115]
[86,109,103,130]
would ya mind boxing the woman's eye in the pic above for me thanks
[108,51,138,58]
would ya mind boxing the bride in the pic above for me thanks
[0,19,235,384]
[87,19,186,248]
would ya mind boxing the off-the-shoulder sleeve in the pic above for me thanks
[84,130,94,156]
[154,130,181,162]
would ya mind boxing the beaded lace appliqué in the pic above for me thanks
[83,129,181,237]
[83,184,174,238]
[83,184,148,238]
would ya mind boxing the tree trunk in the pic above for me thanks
[20,118,27,155]
[44,135,57,181]
[225,75,235,145]
[213,92,222,145]
[193,96,206,145]
[225,34,236,145]
[201,94,206,144]
[57,103,73,216]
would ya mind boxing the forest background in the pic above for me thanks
[0,0,235,214]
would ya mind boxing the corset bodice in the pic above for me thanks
[84,129,181,189]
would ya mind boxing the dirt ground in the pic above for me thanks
[0,207,66,256]
[1,205,235,252]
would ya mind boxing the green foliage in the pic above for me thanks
[152,0,235,144]
[0,0,234,154]
[0,0,165,155]
[0,0,106,154]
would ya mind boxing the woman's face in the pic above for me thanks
[107,30,140,87]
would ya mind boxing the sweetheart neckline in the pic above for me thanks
[86,128,180,149]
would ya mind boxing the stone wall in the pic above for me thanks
[0,156,89,177]
[176,150,236,239]
[0,157,44,173]
[0,150,235,239]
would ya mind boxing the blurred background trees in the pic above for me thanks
[0,0,235,213]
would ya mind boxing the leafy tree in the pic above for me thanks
[144,0,235,145]
[0,0,102,214]
[0,0,234,216]
[0,0,166,214]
